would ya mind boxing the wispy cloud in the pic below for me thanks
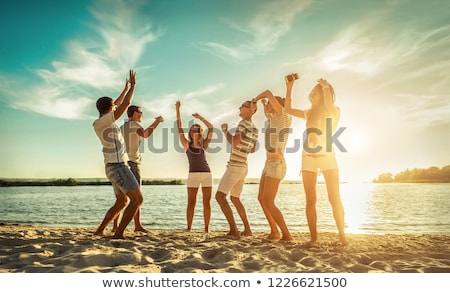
[2,0,161,120]
[293,3,450,94]
[198,0,311,62]
[141,83,231,124]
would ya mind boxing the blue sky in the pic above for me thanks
[0,0,449,182]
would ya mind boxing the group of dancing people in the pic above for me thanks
[92,69,348,245]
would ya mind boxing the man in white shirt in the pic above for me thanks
[110,106,163,232]
[92,70,143,239]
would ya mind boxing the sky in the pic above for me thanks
[0,0,449,182]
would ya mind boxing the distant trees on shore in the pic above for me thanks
[0,178,184,187]
[373,165,450,183]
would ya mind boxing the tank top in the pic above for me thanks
[186,144,211,172]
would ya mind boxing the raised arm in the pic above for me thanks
[114,80,130,106]
[192,113,213,150]
[318,78,334,111]
[114,70,136,121]
[137,116,164,138]
[261,99,272,120]
[176,101,189,150]
[221,123,243,148]
[285,78,305,118]
[253,89,282,115]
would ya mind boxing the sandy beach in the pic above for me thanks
[0,224,449,273]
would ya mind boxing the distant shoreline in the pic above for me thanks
[0,178,184,187]
[2,177,448,187]
[0,178,304,187]
[372,165,450,183]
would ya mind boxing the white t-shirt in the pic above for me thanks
[121,120,143,164]
[93,112,129,164]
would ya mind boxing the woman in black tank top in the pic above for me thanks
[176,101,214,232]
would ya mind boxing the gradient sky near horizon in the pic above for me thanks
[0,0,449,182]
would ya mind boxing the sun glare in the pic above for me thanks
[350,136,364,149]
[343,128,370,153]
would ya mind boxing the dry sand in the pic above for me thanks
[1,224,449,273]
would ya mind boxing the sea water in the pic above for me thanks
[0,183,449,234]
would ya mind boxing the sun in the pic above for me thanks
[350,136,364,149]
[342,128,369,153]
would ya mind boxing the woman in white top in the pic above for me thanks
[285,77,347,245]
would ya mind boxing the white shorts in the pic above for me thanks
[187,172,212,188]
[301,153,338,173]
[217,165,248,198]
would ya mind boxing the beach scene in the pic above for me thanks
[1,182,450,273]
[1,0,449,279]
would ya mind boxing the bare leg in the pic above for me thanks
[112,188,143,239]
[186,187,199,231]
[112,213,120,233]
[323,169,348,245]
[231,196,252,236]
[258,174,280,239]
[129,163,146,233]
[263,176,292,241]
[133,208,148,232]
[112,207,147,234]
[215,191,239,236]
[302,170,318,243]
[202,186,212,233]
[94,193,128,235]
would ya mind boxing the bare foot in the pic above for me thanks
[240,230,253,237]
[94,229,104,236]
[309,235,318,244]
[306,241,318,248]
[339,235,349,246]
[280,235,293,242]
[134,228,149,233]
[226,230,241,237]
[267,233,281,240]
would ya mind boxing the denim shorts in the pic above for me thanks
[128,161,141,186]
[105,162,139,195]
[262,159,287,180]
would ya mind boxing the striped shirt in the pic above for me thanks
[228,119,258,166]
[265,108,292,153]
